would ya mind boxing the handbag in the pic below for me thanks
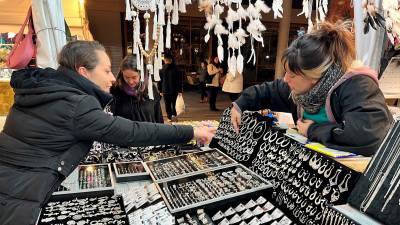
[6,6,35,69]
[175,94,186,116]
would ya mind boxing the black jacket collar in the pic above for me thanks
[11,67,112,108]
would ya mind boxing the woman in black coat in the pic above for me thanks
[0,41,215,225]
[231,21,393,156]
[110,55,163,123]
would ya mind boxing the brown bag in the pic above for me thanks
[6,6,36,69]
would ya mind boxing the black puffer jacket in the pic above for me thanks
[234,68,393,156]
[0,67,193,225]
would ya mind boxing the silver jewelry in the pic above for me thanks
[315,178,323,188]
[309,191,317,201]
[322,185,331,196]
[240,209,253,220]
[315,212,322,220]
[309,154,318,168]
[315,194,322,205]
[338,173,350,193]
[305,205,312,213]
[329,168,342,186]
[330,188,340,202]
[281,138,290,148]
[297,169,305,179]
[229,214,242,224]
[212,211,224,221]
[304,186,310,197]
[324,164,334,178]
[268,131,278,142]
[318,161,329,174]
[41,217,55,223]
[302,171,310,182]
[309,176,317,186]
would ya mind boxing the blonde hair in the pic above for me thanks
[282,21,356,79]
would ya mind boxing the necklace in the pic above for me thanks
[360,120,400,212]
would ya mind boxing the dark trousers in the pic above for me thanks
[200,82,208,100]
[163,93,178,119]
[228,93,240,102]
[208,87,219,110]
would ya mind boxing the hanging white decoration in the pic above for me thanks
[381,0,400,46]
[140,53,145,81]
[298,0,329,33]
[147,64,154,100]
[272,0,283,19]
[144,12,151,50]
[166,14,172,48]
[158,0,166,25]
[126,0,189,99]
[153,12,158,40]
[246,1,267,66]
[200,0,270,75]
[172,0,179,24]
[153,55,161,81]
[125,0,133,20]
[179,0,187,13]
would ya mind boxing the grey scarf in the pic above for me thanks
[293,63,344,114]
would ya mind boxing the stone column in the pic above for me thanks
[274,0,292,79]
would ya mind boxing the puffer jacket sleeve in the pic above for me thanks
[307,76,393,156]
[234,79,293,113]
[72,95,193,146]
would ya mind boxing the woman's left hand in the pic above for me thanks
[297,119,314,137]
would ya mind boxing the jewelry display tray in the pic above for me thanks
[155,164,273,215]
[210,107,362,225]
[145,148,238,182]
[52,163,115,200]
[330,204,383,225]
[113,161,150,182]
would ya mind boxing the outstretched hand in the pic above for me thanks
[193,126,217,144]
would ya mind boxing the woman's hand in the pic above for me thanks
[193,126,217,144]
[297,119,314,137]
[231,106,242,134]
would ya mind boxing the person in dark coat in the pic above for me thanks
[110,55,163,123]
[197,60,208,103]
[159,51,183,122]
[207,55,223,111]
[0,41,215,225]
[231,21,393,156]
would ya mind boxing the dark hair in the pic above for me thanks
[282,21,355,79]
[58,40,106,71]
[209,55,220,67]
[115,55,148,101]
[163,51,175,64]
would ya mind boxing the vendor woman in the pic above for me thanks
[230,21,393,156]
[0,40,215,224]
